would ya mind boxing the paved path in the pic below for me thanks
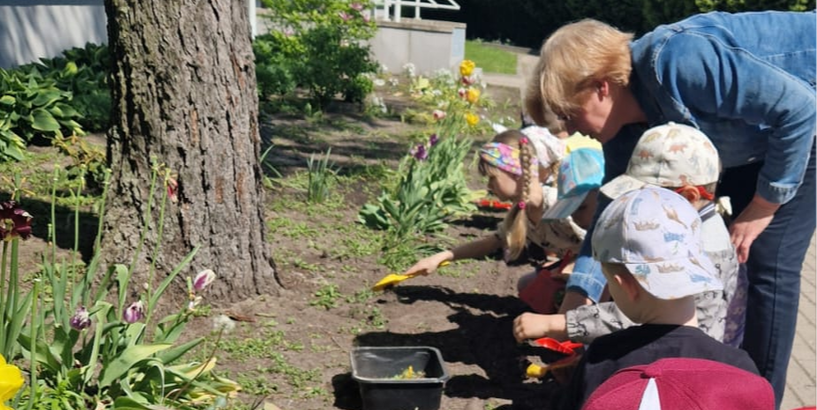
[482,51,817,409]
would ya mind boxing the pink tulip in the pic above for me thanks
[193,269,216,292]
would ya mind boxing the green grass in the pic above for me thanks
[465,40,517,74]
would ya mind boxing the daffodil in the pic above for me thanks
[459,59,475,77]
[466,88,480,104]
[0,355,23,409]
[465,112,479,126]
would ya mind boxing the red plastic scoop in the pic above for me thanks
[534,337,583,356]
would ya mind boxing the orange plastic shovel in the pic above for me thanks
[371,261,450,291]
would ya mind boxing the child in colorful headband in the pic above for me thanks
[403,129,598,314]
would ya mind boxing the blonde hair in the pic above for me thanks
[524,59,565,135]
[535,19,634,119]
[479,129,534,260]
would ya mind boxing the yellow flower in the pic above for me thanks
[465,112,479,126]
[459,60,475,77]
[0,355,23,408]
[465,88,480,104]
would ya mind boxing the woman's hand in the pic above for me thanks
[403,252,452,277]
[729,194,780,263]
[513,312,567,342]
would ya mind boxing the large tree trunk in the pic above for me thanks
[101,0,282,302]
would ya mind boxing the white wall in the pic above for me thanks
[369,19,466,75]
[0,0,107,68]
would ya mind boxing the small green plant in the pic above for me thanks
[309,284,342,310]
[306,148,337,203]
[358,132,479,238]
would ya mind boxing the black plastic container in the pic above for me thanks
[350,346,450,410]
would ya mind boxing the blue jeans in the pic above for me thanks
[717,139,816,409]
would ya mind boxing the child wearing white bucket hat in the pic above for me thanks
[555,186,757,410]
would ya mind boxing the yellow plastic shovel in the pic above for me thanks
[371,261,450,291]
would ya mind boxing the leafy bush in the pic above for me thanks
[0,68,85,160]
[2,166,239,409]
[17,43,111,133]
[255,0,379,108]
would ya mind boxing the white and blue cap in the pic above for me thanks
[542,147,604,220]
[591,186,722,300]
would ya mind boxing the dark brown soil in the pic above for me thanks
[10,81,569,410]
[182,83,569,410]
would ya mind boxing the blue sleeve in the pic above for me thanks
[565,127,642,301]
[566,195,611,302]
[655,32,816,204]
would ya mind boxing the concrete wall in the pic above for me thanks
[369,19,466,75]
[0,0,107,68]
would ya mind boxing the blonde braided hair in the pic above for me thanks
[477,130,535,261]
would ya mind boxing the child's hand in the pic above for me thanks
[403,253,450,277]
[513,312,567,343]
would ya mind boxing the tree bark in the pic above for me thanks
[102,0,281,302]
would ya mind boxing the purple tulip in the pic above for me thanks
[123,301,145,324]
[0,201,32,241]
[350,2,364,11]
[193,269,216,292]
[412,144,428,161]
[69,306,91,330]
[429,134,439,146]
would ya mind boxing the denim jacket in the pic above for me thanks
[567,11,816,301]
[629,10,816,204]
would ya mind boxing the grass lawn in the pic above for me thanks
[465,40,518,74]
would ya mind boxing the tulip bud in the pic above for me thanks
[123,301,145,324]
[69,306,91,330]
[193,269,216,292]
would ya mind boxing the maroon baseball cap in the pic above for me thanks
[582,358,774,410]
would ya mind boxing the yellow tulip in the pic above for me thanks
[0,355,23,409]
[466,88,480,104]
[465,112,479,126]
[459,60,475,77]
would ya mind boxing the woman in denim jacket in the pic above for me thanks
[525,11,815,408]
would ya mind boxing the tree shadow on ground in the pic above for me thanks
[335,285,564,410]
[0,192,98,263]
[259,115,410,179]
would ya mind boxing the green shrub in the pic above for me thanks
[17,43,111,133]
[0,68,85,160]
[255,0,379,109]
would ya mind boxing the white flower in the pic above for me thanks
[402,63,417,77]
[388,77,399,86]
[373,78,386,87]
[213,314,236,333]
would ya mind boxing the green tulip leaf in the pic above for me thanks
[99,343,171,388]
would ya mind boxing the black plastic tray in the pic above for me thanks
[350,346,450,410]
